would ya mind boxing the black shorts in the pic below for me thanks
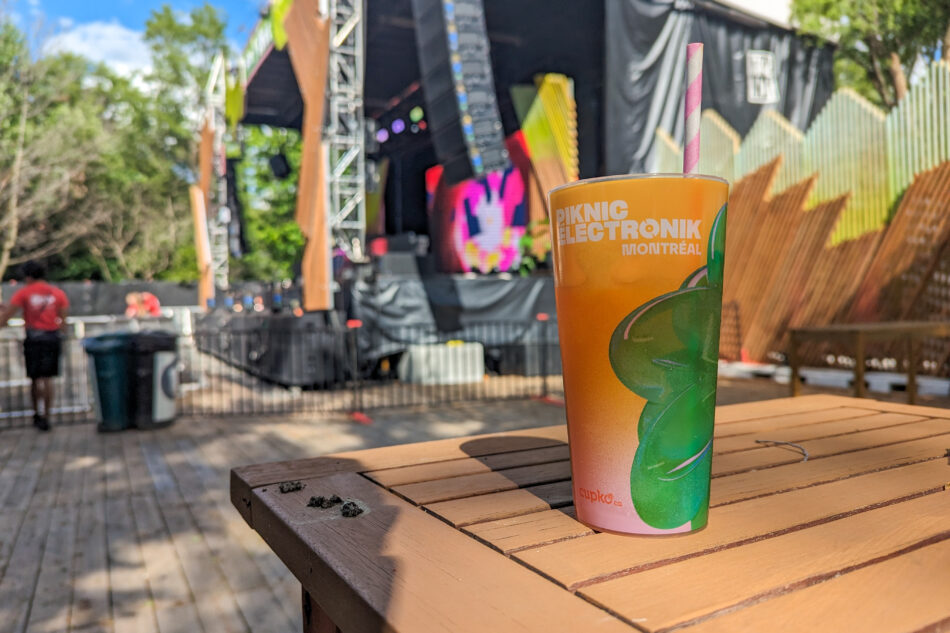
[23,331,62,379]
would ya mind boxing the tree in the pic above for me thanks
[791,0,950,108]
[69,3,229,281]
[0,20,109,282]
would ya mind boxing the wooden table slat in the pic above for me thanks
[579,491,950,631]
[425,480,575,527]
[713,411,925,453]
[463,508,593,554]
[514,457,950,590]
[710,432,950,507]
[365,444,571,487]
[682,536,950,633]
[710,416,947,477]
[394,460,572,505]
[712,406,878,437]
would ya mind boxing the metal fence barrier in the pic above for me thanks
[0,318,563,429]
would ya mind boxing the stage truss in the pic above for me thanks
[205,54,230,292]
[326,0,367,261]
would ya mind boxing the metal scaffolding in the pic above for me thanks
[205,54,230,294]
[325,0,367,261]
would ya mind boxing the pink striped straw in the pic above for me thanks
[683,43,703,174]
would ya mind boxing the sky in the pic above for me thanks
[9,0,265,75]
[8,0,793,77]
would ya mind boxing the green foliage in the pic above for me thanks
[1,3,303,284]
[229,126,304,281]
[791,0,950,108]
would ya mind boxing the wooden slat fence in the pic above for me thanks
[697,110,741,183]
[719,159,780,360]
[887,61,950,200]
[729,176,814,348]
[653,60,950,244]
[847,162,950,324]
[907,243,950,374]
[783,229,885,366]
[803,89,889,243]
[653,128,682,174]
[735,110,805,192]
[742,194,848,362]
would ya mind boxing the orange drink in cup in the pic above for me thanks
[549,174,727,535]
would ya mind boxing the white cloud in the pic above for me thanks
[44,20,151,77]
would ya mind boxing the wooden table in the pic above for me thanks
[788,321,950,403]
[231,395,950,633]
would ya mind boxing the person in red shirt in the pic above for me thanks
[124,291,162,318]
[0,261,70,431]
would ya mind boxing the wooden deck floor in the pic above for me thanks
[2,379,947,633]
[0,398,572,633]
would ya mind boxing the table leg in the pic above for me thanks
[907,336,918,405]
[788,332,801,397]
[853,332,866,399]
[302,586,339,633]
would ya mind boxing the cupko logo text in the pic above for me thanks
[554,199,702,247]
[577,487,624,507]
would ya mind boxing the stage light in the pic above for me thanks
[418,120,427,130]
[410,106,424,122]
[376,128,389,143]
[391,119,406,134]
[411,124,419,133]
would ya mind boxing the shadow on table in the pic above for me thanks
[457,435,577,524]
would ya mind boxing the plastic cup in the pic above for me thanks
[549,174,728,535]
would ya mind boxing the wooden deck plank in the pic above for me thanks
[155,434,295,632]
[25,503,79,633]
[0,506,53,632]
[682,535,950,633]
[22,426,83,633]
[155,498,248,633]
[105,495,159,633]
[0,425,76,630]
[713,411,926,453]
[3,430,53,511]
[365,445,570,488]
[129,491,204,633]
[0,429,35,507]
[252,471,631,633]
[191,427,301,628]
[579,491,950,631]
[69,433,112,633]
[514,457,950,590]
[232,587,296,633]
[141,435,247,633]
[102,433,132,499]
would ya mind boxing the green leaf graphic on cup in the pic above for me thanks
[608,203,726,530]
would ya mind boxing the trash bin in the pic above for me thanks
[83,333,133,432]
[129,331,178,429]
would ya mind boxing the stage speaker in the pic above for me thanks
[411,0,508,185]
[269,153,291,179]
